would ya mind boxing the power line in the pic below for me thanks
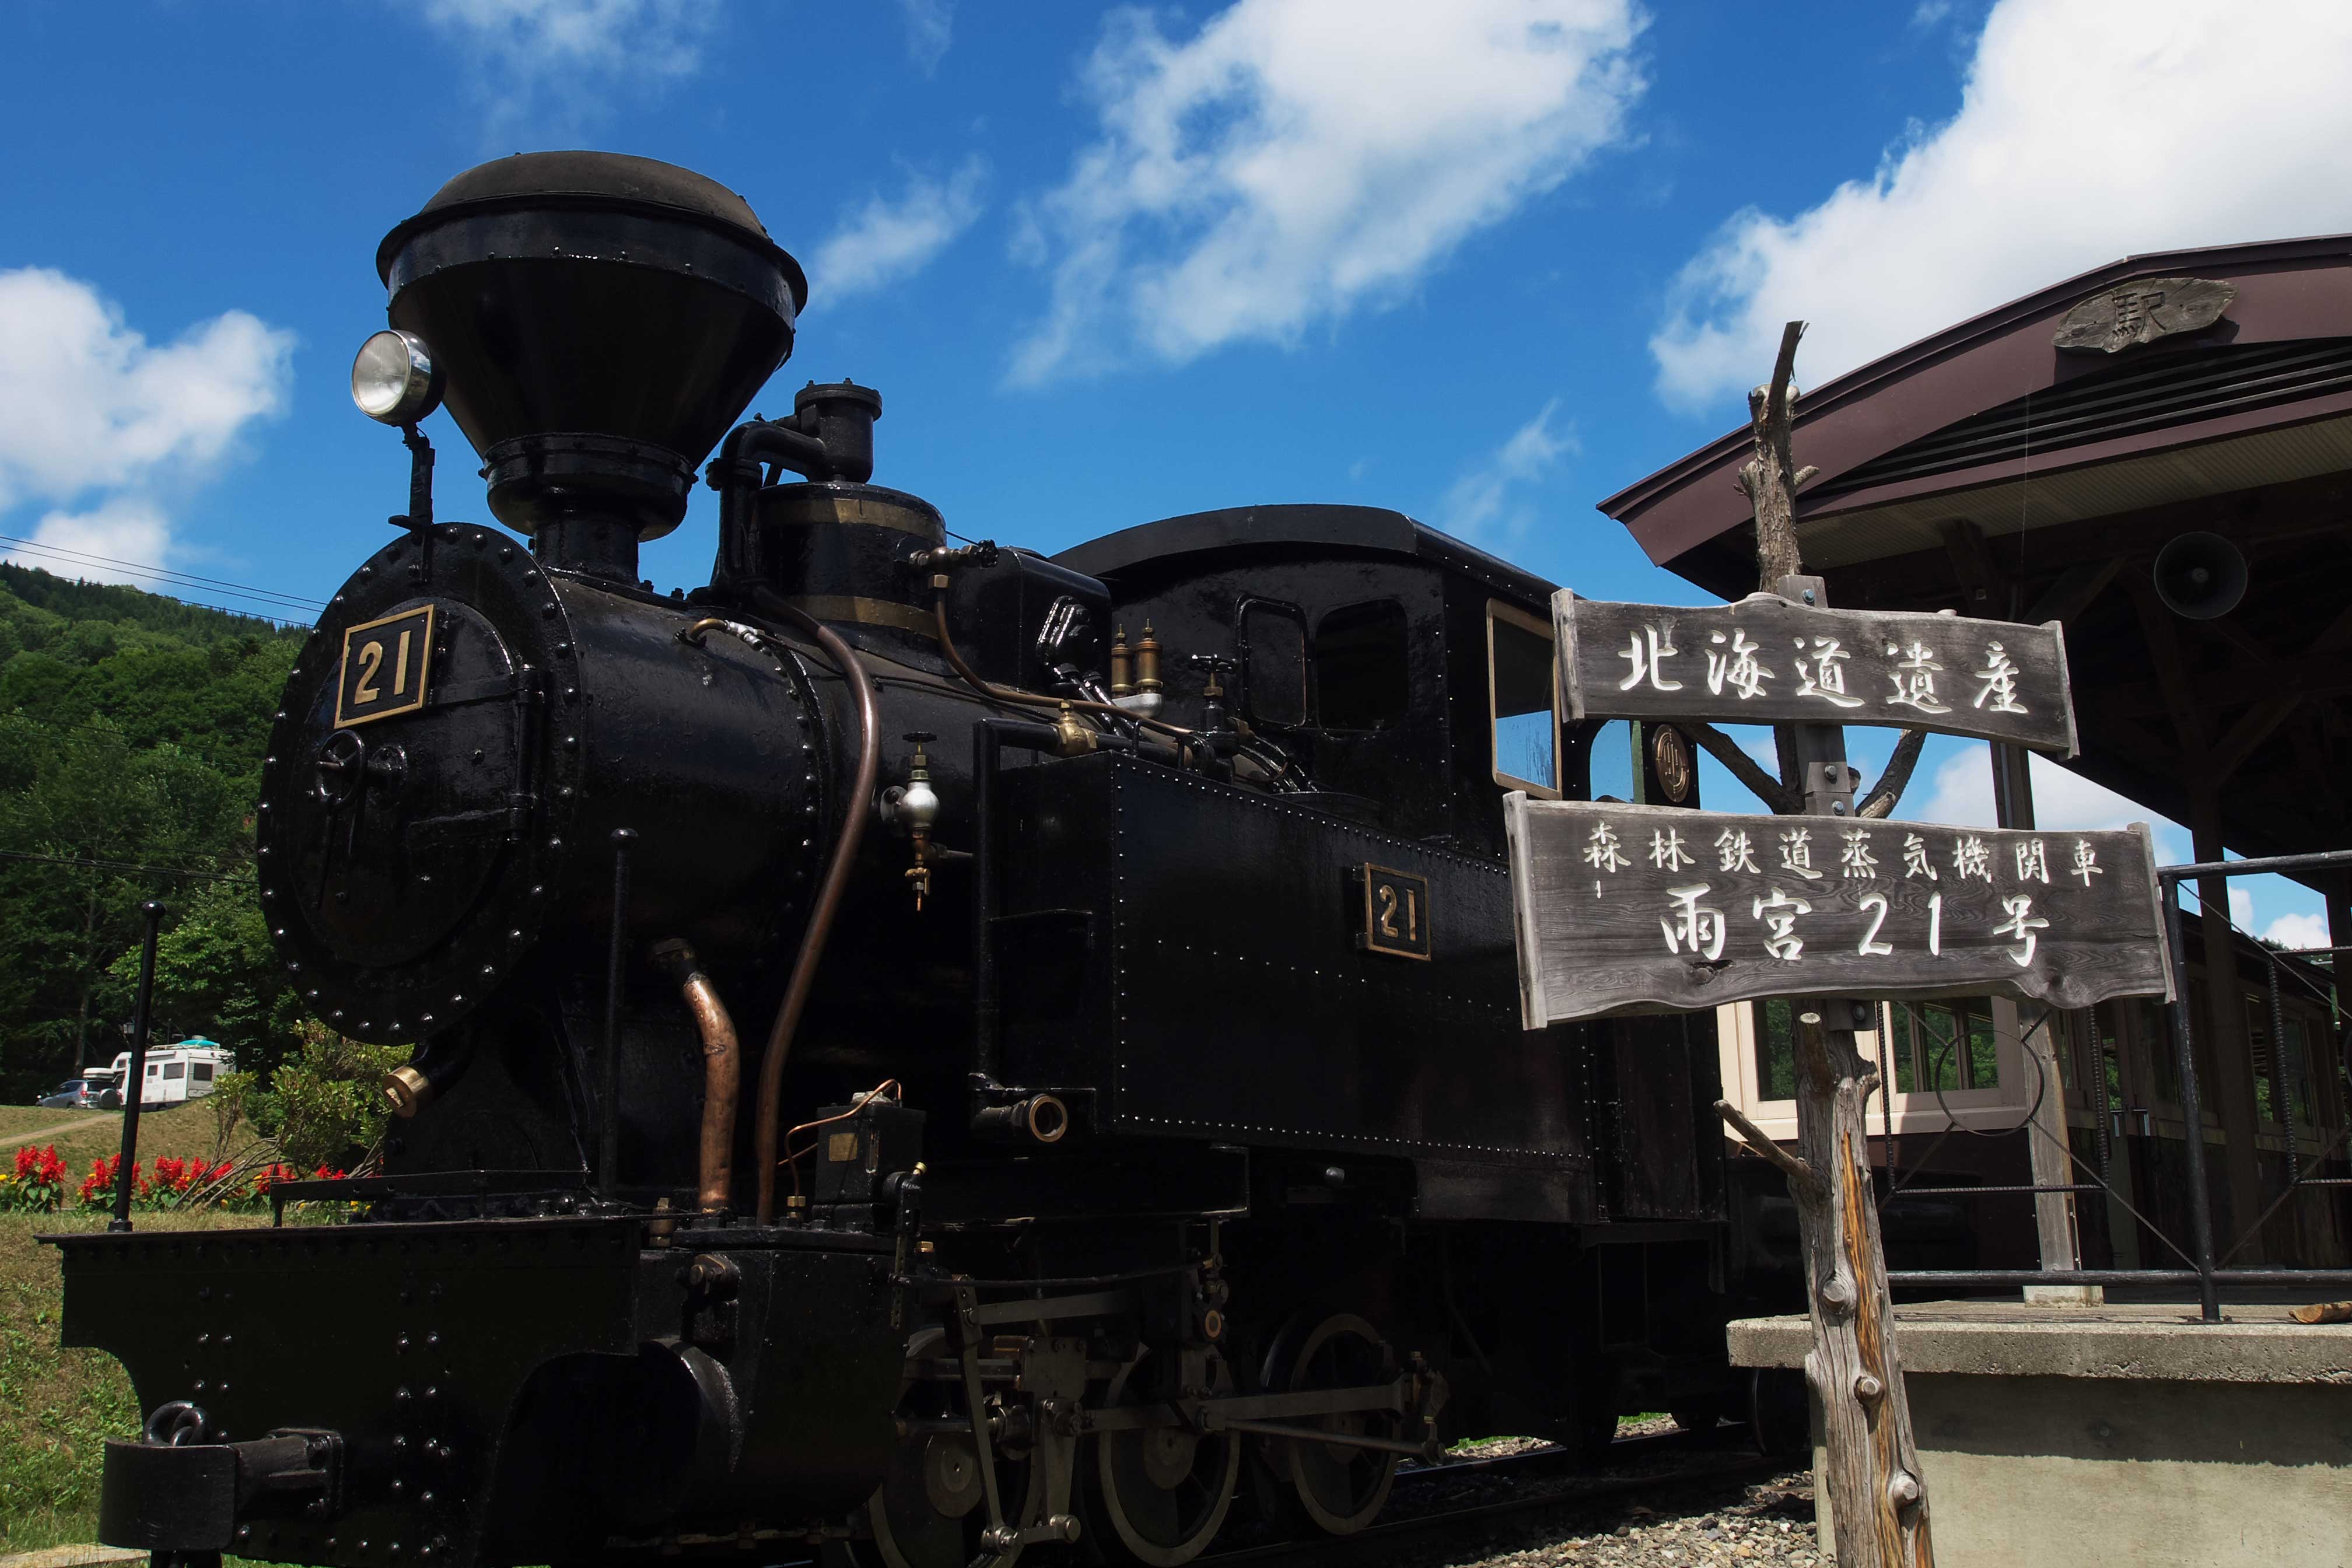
[0,848,250,883]
[0,535,324,618]
[0,533,326,609]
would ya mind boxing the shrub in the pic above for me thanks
[247,1024,409,1172]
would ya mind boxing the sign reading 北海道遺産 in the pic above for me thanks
[1560,593,2078,757]
[1504,802,2173,1026]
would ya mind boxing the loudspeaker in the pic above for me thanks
[2153,531,2248,620]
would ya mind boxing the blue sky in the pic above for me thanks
[2,0,2347,941]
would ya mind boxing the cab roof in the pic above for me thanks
[1054,504,1556,615]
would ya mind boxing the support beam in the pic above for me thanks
[1991,746,2096,1302]
[2191,802,2270,1265]
[2021,556,2122,626]
[2207,694,2303,785]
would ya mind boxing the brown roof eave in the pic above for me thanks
[1598,232,2352,567]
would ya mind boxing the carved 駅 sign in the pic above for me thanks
[2052,276,2235,354]
[1504,800,2172,1026]
[1560,593,2078,755]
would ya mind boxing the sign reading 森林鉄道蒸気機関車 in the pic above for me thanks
[1559,592,2078,756]
[1504,800,2172,1027]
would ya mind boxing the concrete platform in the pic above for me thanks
[1730,1298,2352,1566]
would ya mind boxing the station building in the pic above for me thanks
[1596,237,2352,1277]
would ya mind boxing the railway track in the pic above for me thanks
[1202,1430,1794,1568]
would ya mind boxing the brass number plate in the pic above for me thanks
[335,605,436,729]
[1358,863,1432,961]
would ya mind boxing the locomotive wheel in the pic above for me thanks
[1082,1357,1241,1566]
[1261,1314,1399,1536]
[862,1435,1044,1568]
[848,1329,1046,1568]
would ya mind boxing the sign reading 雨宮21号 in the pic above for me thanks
[1504,800,2174,1026]
[1559,592,2079,756]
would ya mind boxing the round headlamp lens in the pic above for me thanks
[351,330,440,424]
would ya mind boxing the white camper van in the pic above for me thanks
[102,1039,230,1108]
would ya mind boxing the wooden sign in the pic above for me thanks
[1558,592,2078,755]
[1504,799,2172,1026]
[2052,276,2235,355]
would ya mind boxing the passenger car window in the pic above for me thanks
[1240,600,1310,729]
[1314,600,1410,730]
[1487,601,1558,794]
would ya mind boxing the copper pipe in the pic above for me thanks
[930,589,1195,739]
[747,594,881,1223]
[653,938,739,1213]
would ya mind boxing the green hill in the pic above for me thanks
[0,563,309,1100]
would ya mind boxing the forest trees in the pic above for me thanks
[0,563,308,1098]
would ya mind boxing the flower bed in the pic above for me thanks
[0,1143,340,1213]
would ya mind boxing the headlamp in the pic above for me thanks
[351,330,443,426]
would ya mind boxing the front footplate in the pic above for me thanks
[51,1216,639,1567]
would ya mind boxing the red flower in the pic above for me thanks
[14,1145,35,1180]
[38,1146,64,1184]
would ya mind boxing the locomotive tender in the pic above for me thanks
[54,153,1783,1568]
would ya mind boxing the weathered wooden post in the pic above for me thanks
[1508,322,2175,1568]
[1745,324,1933,1566]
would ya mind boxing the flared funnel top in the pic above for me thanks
[377,152,804,549]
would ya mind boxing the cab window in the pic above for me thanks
[1488,600,1558,794]
[1315,600,1410,730]
[1240,599,1310,729]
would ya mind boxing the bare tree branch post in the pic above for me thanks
[1714,320,1937,1568]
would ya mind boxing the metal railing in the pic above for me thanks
[1882,848,2352,1322]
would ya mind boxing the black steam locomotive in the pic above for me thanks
[54,153,1792,1568]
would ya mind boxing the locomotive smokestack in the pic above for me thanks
[374,151,806,580]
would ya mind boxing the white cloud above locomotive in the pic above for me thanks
[1650,0,2352,411]
[0,267,292,582]
[1007,0,1647,384]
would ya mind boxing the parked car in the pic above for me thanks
[34,1077,104,1110]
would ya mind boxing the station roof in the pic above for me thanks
[1596,235,2352,876]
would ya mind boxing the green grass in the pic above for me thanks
[0,1104,112,1142]
[0,1208,275,1552]
[18,1100,240,1175]
[2,1102,275,1551]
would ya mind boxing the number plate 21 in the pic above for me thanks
[1356,863,1432,960]
[335,604,436,729]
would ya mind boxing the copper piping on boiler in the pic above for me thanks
[652,939,738,1213]
[745,592,882,1224]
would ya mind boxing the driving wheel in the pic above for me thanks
[1262,1314,1399,1536]
[845,1331,1045,1568]
[1082,1356,1241,1566]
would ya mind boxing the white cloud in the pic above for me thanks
[809,158,990,304]
[898,0,953,75]
[1438,398,1574,547]
[0,268,292,517]
[5,499,174,589]
[1903,742,2184,858]
[1651,0,2352,411]
[2264,911,2332,950]
[0,269,291,582]
[1009,0,1644,384]
[416,0,715,125]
